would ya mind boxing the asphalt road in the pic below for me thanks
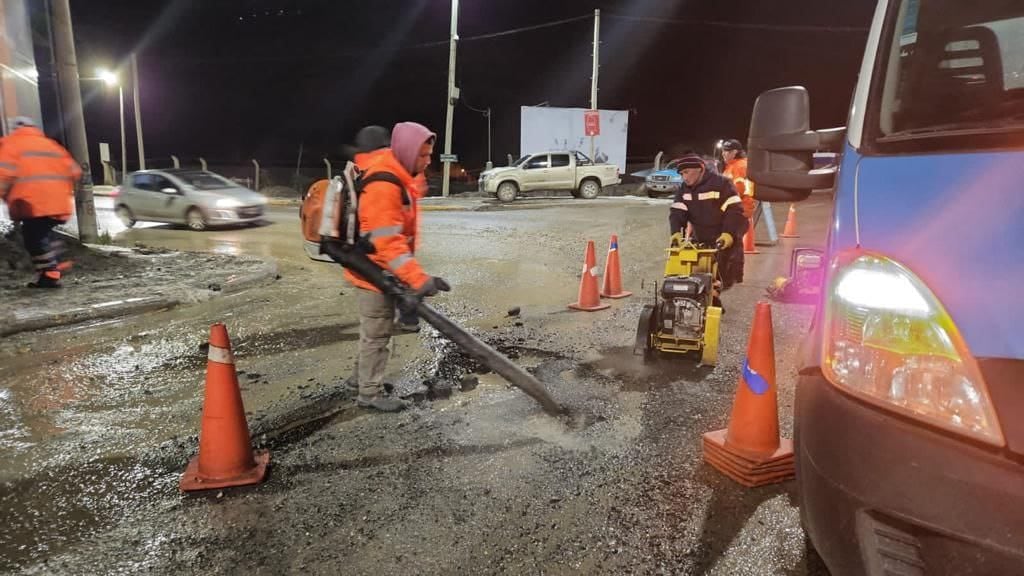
[0,194,833,575]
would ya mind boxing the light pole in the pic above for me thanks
[441,0,459,197]
[96,69,126,182]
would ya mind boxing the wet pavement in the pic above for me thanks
[0,194,833,575]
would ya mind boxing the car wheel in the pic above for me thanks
[186,207,207,231]
[115,205,135,228]
[578,179,601,200]
[496,181,518,202]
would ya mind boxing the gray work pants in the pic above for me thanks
[357,288,395,397]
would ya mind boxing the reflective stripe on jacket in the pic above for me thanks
[723,157,755,218]
[0,127,81,221]
[343,149,429,292]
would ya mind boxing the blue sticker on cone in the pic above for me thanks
[742,359,769,395]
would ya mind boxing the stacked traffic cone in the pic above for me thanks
[780,204,800,238]
[180,323,270,492]
[742,217,759,254]
[569,240,610,312]
[600,234,632,299]
[702,302,794,487]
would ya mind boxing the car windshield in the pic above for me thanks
[874,0,1024,146]
[512,155,530,167]
[175,171,236,190]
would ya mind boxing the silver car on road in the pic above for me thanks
[115,169,267,231]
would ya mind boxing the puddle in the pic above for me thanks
[0,456,176,572]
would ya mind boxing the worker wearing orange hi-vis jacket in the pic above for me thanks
[0,117,82,288]
[721,138,754,284]
[343,122,449,412]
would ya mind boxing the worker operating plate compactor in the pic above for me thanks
[634,233,724,366]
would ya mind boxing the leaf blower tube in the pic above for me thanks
[322,242,566,417]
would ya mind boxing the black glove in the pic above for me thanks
[416,276,451,297]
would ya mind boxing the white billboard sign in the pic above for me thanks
[520,106,629,172]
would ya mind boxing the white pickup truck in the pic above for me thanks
[478,151,621,202]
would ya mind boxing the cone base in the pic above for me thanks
[703,449,794,487]
[743,249,761,254]
[180,448,270,492]
[600,290,632,299]
[568,302,611,312]
[702,429,794,487]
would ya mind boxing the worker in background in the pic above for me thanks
[720,138,754,284]
[670,154,748,307]
[0,117,82,288]
[344,122,449,412]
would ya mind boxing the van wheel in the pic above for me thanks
[115,205,135,228]
[186,207,207,231]
[496,181,518,202]
[578,179,601,199]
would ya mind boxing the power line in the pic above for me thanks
[604,13,869,34]
[164,13,593,64]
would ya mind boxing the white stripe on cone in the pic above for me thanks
[208,344,235,365]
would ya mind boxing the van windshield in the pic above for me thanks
[874,0,1024,148]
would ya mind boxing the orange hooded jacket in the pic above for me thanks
[343,149,428,292]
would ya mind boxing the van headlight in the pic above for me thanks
[823,253,1004,446]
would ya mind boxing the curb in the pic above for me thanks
[0,295,178,338]
[0,259,280,338]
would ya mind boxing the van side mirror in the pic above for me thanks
[747,86,845,202]
[160,187,179,194]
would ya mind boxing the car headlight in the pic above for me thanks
[822,253,1004,446]
[215,198,242,209]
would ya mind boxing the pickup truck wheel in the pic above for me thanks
[496,181,518,202]
[578,179,601,200]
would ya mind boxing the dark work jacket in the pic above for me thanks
[669,170,747,244]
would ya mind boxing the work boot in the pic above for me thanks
[356,394,408,412]
[27,274,62,289]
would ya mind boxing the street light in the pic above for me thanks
[95,68,126,184]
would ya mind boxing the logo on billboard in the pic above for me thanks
[584,109,600,136]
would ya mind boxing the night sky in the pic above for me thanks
[43,0,876,173]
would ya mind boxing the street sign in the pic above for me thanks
[99,142,110,163]
[440,154,458,163]
[584,109,600,136]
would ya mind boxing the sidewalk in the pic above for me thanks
[1,232,277,337]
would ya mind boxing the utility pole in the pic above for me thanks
[118,83,126,182]
[50,0,97,242]
[485,107,492,171]
[131,53,146,170]
[441,0,459,197]
[590,9,600,163]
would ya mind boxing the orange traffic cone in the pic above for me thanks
[600,234,632,299]
[180,323,270,492]
[742,217,759,254]
[569,240,611,312]
[702,302,794,487]
[780,204,800,238]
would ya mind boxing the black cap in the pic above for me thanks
[676,154,705,171]
[354,125,391,153]
[721,139,744,152]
